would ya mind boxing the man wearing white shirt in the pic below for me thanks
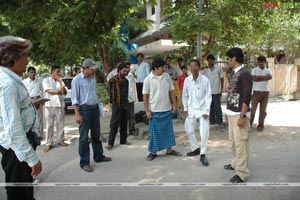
[250,56,272,132]
[23,66,44,138]
[182,59,212,166]
[133,53,150,101]
[126,62,138,135]
[201,54,225,131]
[43,66,68,152]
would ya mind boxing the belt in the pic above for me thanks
[31,96,41,99]
[253,91,269,93]
[80,104,98,109]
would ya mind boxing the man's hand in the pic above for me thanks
[182,111,188,119]
[171,104,177,114]
[237,117,246,128]
[31,161,42,177]
[146,111,152,119]
[202,114,209,119]
[75,113,82,124]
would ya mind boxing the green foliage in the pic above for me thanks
[162,0,300,62]
[0,0,152,72]
[96,83,109,104]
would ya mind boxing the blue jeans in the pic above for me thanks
[210,93,223,124]
[79,106,104,168]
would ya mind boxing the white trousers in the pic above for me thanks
[37,105,44,137]
[45,107,65,146]
[185,115,210,155]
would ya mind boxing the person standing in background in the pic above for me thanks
[126,62,137,135]
[250,56,272,132]
[201,54,225,132]
[133,53,150,101]
[23,66,45,138]
[43,66,68,152]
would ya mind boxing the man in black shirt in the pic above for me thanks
[224,47,253,183]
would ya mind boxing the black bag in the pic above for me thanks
[26,129,41,150]
[134,111,148,125]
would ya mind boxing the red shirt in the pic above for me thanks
[178,74,187,92]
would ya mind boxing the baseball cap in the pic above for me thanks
[82,58,98,69]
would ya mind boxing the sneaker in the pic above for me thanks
[32,179,39,185]
[186,148,200,157]
[200,154,209,166]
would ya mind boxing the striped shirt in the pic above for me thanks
[0,66,40,167]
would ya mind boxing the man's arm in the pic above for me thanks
[169,90,177,113]
[252,75,272,82]
[143,94,151,119]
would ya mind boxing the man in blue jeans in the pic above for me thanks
[71,58,111,172]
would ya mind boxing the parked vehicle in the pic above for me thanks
[62,77,73,111]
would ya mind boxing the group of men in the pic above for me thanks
[0,34,272,200]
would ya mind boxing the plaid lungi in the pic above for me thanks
[148,111,176,154]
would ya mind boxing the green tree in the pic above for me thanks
[162,0,269,59]
[0,0,152,74]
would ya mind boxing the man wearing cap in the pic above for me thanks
[106,62,130,149]
[43,65,68,152]
[0,36,42,200]
[71,58,111,173]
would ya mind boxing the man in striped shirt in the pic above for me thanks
[0,36,42,200]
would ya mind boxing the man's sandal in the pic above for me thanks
[146,153,157,161]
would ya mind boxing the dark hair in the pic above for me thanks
[27,66,36,73]
[74,66,81,73]
[226,47,244,63]
[257,56,266,62]
[190,59,200,67]
[152,58,166,70]
[177,57,184,62]
[0,36,32,68]
[166,56,172,60]
[180,65,187,70]
[51,65,61,73]
[206,54,215,61]
[136,53,144,58]
[117,62,128,72]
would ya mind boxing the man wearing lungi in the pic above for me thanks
[143,58,182,161]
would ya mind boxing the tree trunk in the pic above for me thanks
[99,43,113,78]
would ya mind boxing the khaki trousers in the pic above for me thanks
[228,115,250,180]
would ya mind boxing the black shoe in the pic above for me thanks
[224,164,235,170]
[200,154,209,166]
[229,175,244,183]
[186,148,200,157]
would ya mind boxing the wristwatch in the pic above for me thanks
[240,113,247,118]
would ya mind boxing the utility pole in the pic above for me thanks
[197,0,202,61]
